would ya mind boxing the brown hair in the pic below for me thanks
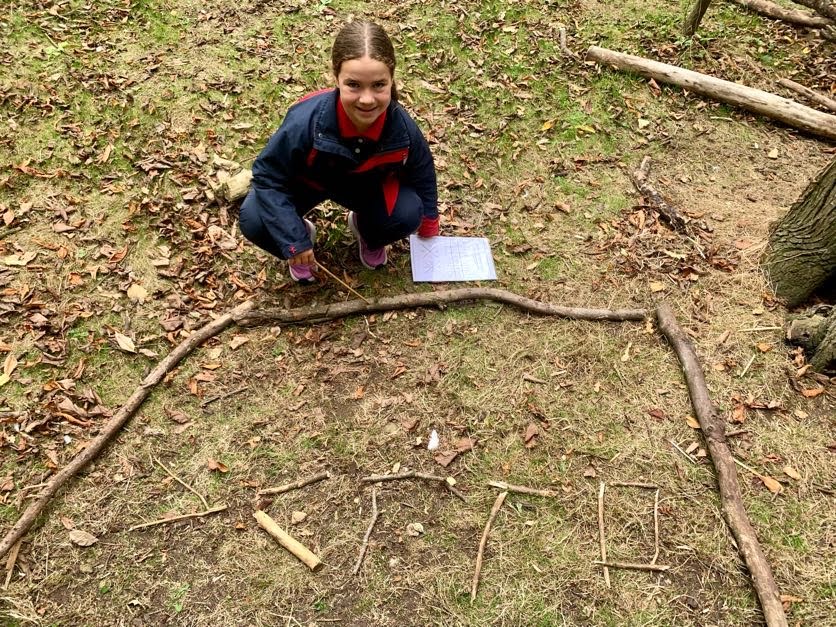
[332,21,398,100]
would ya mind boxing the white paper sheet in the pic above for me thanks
[409,234,497,283]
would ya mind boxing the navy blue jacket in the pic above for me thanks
[246,89,438,259]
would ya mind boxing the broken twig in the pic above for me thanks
[652,489,661,565]
[0,300,255,560]
[610,481,658,489]
[258,471,331,497]
[630,156,688,232]
[593,560,670,572]
[487,480,556,497]
[200,384,249,408]
[129,505,228,531]
[361,471,466,502]
[471,491,507,601]
[352,488,380,575]
[3,538,22,589]
[598,482,610,587]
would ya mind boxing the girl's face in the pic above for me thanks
[336,55,392,132]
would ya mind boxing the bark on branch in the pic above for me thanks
[791,0,836,20]
[732,0,833,27]
[656,303,788,627]
[586,46,836,140]
[630,156,688,232]
[235,288,648,326]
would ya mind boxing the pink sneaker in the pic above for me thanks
[288,219,317,284]
[348,212,387,269]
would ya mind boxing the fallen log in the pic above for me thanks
[732,0,833,27]
[221,168,252,202]
[586,45,836,141]
[791,0,836,20]
[656,303,788,627]
[778,78,836,114]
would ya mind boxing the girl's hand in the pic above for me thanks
[289,249,317,270]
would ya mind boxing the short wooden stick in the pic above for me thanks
[3,538,22,589]
[471,491,507,601]
[593,560,670,572]
[361,471,466,502]
[254,510,323,572]
[598,482,610,587]
[652,489,661,565]
[610,481,659,490]
[352,488,380,575]
[129,505,228,531]
[258,471,331,496]
[487,480,556,497]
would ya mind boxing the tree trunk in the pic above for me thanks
[786,306,836,371]
[684,0,714,36]
[791,0,836,20]
[763,158,836,308]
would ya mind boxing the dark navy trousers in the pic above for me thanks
[239,182,423,260]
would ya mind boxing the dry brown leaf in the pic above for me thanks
[755,342,773,353]
[206,458,229,473]
[69,529,99,547]
[685,415,700,429]
[114,332,136,353]
[523,423,539,448]
[800,387,825,398]
[229,335,249,350]
[3,352,18,376]
[783,466,801,481]
[731,405,746,423]
[433,451,458,467]
[455,437,476,453]
[0,475,13,492]
[649,281,666,293]
[126,283,147,303]
[583,464,597,478]
[759,474,783,494]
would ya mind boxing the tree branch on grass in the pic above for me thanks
[732,0,833,28]
[656,303,788,627]
[0,300,255,561]
[471,491,507,601]
[630,156,688,233]
[586,46,836,140]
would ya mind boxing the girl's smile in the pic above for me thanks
[336,56,393,132]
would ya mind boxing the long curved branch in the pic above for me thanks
[656,304,787,627]
[235,288,648,326]
[0,301,255,560]
[0,292,643,560]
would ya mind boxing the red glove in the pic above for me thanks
[417,216,439,238]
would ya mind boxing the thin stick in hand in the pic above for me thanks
[353,488,380,575]
[598,482,610,588]
[471,491,507,602]
[315,262,369,303]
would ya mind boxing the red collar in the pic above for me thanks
[337,97,387,141]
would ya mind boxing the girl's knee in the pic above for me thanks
[238,195,263,242]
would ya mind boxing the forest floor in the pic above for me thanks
[1,0,834,625]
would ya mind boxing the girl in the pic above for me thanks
[239,21,440,284]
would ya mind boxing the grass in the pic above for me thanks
[2,0,835,625]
